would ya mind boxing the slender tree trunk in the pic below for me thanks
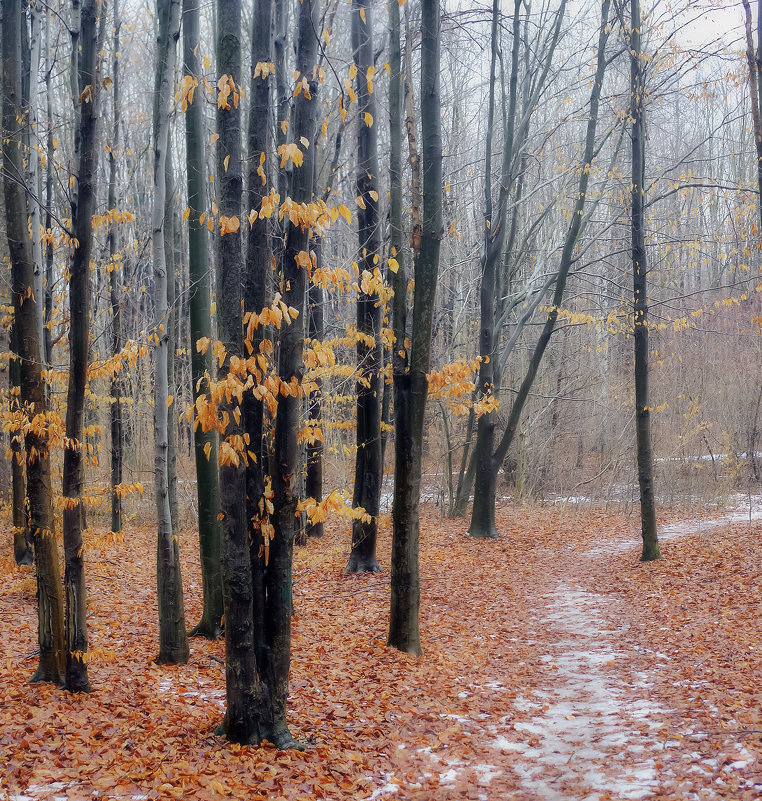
[153,0,188,665]
[245,0,273,665]
[306,266,324,538]
[165,141,180,537]
[267,0,319,743]
[183,0,223,639]
[388,0,442,657]
[742,0,762,233]
[347,0,383,573]
[216,0,258,743]
[488,0,613,525]
[9,322,33,565]
[62,0,101,693]
[108,0,123,534]
[631,0,660,561]
[2,0,65,683]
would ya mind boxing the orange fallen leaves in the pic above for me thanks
[1,504,761,799]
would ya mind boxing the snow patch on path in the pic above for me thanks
[491,584,662,800]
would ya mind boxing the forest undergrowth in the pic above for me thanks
[1,502,761,800]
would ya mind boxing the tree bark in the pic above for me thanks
[631,0,660,561]
[108,0,123,535]
[347,0,383,573]
[153,0,189,665]
[2,0,65,683]
[742,0,762,234]
[183,0,223,639]
[388,0,442,657]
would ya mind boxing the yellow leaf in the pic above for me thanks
[203,55,210,70]
[369,189,379,202]
[338,204,351,225]
[388,257,399,274]
[224,154,230,172]
[183,207,190,222]
[349,64,358,79]
[356,194,366,210]
[166,395,174,408]
[364,112,373,127]
[281,119,288,135]
[203,441,212,461]
[210,132,220,146]
[360,7,366,23]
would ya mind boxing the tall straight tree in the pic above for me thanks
[108,0,123,535]
[244,0,273,644]
[630,0,660,561]
[2,0,65,683]
[468,0,614,538]
[183,0,223,638]
[266,0,319,742]
[215,0,253,743]
[152,0,189,664]
[388,0,443,656]
[347,0,382,573]
[62,0,101,692]
[215,0,319,748]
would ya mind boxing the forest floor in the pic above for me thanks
[1,498,762,800]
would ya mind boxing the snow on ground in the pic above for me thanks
[411,498,762,799]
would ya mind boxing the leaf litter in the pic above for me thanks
[1,500,761,799]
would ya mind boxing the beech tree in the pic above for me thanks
[2,0,65,683]
[347,0,383,573]
[62,0,101,692]
[629,0,660,561]
[152,0,188,665]
[182,0,223,639]
[388,0,442,656]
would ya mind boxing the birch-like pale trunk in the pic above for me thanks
[152,0,188,665]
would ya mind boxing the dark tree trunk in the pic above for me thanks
[347,0,382,573]
[153,0,189,665]
[183,0,223,639]
[244,0,273,677]
[265,0,319,744]
[306,251,324,539]
[388,0,442,657]
[631,0,660,561]
[62,0,101,693]
[2,0,66,683]
[108,0,123,535]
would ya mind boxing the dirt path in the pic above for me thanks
[410,503,762,800]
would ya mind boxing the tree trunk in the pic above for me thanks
[488,0,612,525]
[306,251,324,538]
[266,0,319,743]
[183,0,223,639]
[153,0,188,665]
[2,0,66,683]
[631,0,660,561]
[165,140,180,538]
[347,0,383,573]
[742,0,762,234]
[108,0,123,535]
[9,322,33,565]
[388,0,442,657]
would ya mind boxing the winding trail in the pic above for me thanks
[413,502,762,800]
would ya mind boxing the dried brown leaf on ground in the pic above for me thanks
[0,503,760,799]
